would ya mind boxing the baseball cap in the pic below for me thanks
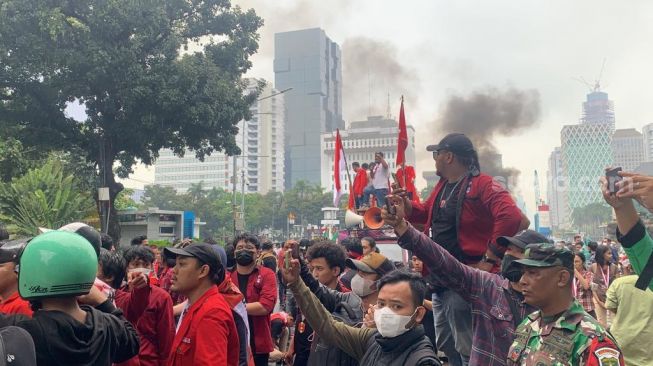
[346,252,396,276]
[496,230,551,250]
[426,133,475,156]
[515,243,574,271]
[0,326,37,365]
[0,237,29,264]
[164,243,221,274]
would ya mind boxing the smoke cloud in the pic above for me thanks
[436,87,541,184]
[342,37,420,121]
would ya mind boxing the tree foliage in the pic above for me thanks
[0,0,263,241]
[0,160,95,235]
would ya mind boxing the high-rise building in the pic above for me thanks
[154,79,285,193]
[546,147,566,229]
[320,116,415,193]
[642,123,653,161]
[274,28,344,189]
[612,128,644,172]
[580,89,615,129]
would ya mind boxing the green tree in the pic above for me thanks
[0,138,45,183]
[0,160,95,235]
[572,202,613,237]
[114,188,138,210]
[0,0,263,241]
[141,185,186,210]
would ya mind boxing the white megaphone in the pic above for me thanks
[344,210,364,228]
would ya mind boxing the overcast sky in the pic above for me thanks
[125,0,653,215]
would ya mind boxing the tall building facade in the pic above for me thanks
[154,79,285,193]
[642,123,653,161]
[274,28,344,189]
[560,90,615,226]
[612,128,644,172]
[546,147,566,229]
[320,116,416,193]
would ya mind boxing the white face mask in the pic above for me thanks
[373,306,417,338]
[351,274,377,297]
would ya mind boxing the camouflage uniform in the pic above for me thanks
[507,244,625,366]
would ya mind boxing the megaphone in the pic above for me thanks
[363,207,384,229]
[345,210,364,228]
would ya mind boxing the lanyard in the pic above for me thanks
[600,266,610,287]
[572,277,578,297]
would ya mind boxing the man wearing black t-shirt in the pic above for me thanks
[397,133,525,366]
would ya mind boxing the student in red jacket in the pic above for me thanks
[352,162,368,209]
[165,243,239,366]
[0,238,32,317]
[230,234,278,366]
[397,133,524,366]
[119,246,175,366]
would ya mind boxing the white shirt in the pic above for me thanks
[372,164,390,189]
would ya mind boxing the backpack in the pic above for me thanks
[0,326,36,366]
[308,302,360,366]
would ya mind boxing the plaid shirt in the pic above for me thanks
[574,270,594,312]
[398,224,536,366]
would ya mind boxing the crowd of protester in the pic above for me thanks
[1,133,653,365]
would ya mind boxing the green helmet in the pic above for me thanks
[18,231,97,300]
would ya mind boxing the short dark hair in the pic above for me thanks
[376,152,384,157]
[232,233,260,250]
[0,227,8,241]
[362,163,369,169]
[595,245,611,267]
[101,234,115,251]
[262,241,274,251]
[204,236,218,245]
[588,241,598,251]
[378,270,427,309]
[99,248,126,289]
[224,243,236,268]
[575,252,586,263]
[352,162,360,168]
[361,237,376,249]
[123,245,155,266]
[306,241,347,274]
[162,248,176,268]
[342,237,363,255]
[131,235,147,246]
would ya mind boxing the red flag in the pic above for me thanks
[333,129,346,206]
[396,97,408,166]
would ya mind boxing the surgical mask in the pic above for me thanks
[351,274,377,297]
[235,250,255,266]
[501,254,522,282]
[373,306,417,338]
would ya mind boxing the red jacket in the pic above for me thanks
[168,286,239,366]
[116,285,175,366]
[230,266,277,354]
[0,291,33,317]
[408,172,522,262]
[353,169,368,196]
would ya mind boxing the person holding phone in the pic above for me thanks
[371,152,390,207]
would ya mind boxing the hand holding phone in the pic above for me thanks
[285,250,292,270]
[606,167,623,194]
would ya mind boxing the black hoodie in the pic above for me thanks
[15,301,139,366]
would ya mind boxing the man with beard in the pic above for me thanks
[383,196,543,365]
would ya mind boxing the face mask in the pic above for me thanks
[373,306,417,338]
[501,254,522,282]
[235,250,255,266]
[351,274,377,297]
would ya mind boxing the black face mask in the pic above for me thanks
[501,254,522,282]
[235,250,255,266]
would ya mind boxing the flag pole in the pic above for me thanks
[340,130,356,209]
[400,95,407,188]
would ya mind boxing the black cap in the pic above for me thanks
[426,133,475,156]
[164,243,221,275]
[496,230,551,250]
[0,326,37,365]
[0,237,30,264]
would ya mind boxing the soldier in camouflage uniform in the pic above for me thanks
[507,244,624,366]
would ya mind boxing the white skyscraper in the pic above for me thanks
[612,128,644,172]
[154,78,285,193]
[546,147,566,229]
[320,116,415,193]
[642,123,653,161]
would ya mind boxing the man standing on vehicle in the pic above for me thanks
[396,133,525,366]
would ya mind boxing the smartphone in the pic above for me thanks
[285,250,292,270]
[606,167,623,194]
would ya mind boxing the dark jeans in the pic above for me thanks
[253,353,269,366]
[374,188,389,207]
[432,289,472,366]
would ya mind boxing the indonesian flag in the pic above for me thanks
[333,129,346,206]
[396,97,408,166]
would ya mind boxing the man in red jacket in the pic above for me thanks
[116,246,175,366]
[165,243,240,366]
[352,162,368,209]
[398,133,524,366]
[230,233,278,366]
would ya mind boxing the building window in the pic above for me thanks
[160,226,175,234]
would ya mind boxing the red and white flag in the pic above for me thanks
[333,129,346,206]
